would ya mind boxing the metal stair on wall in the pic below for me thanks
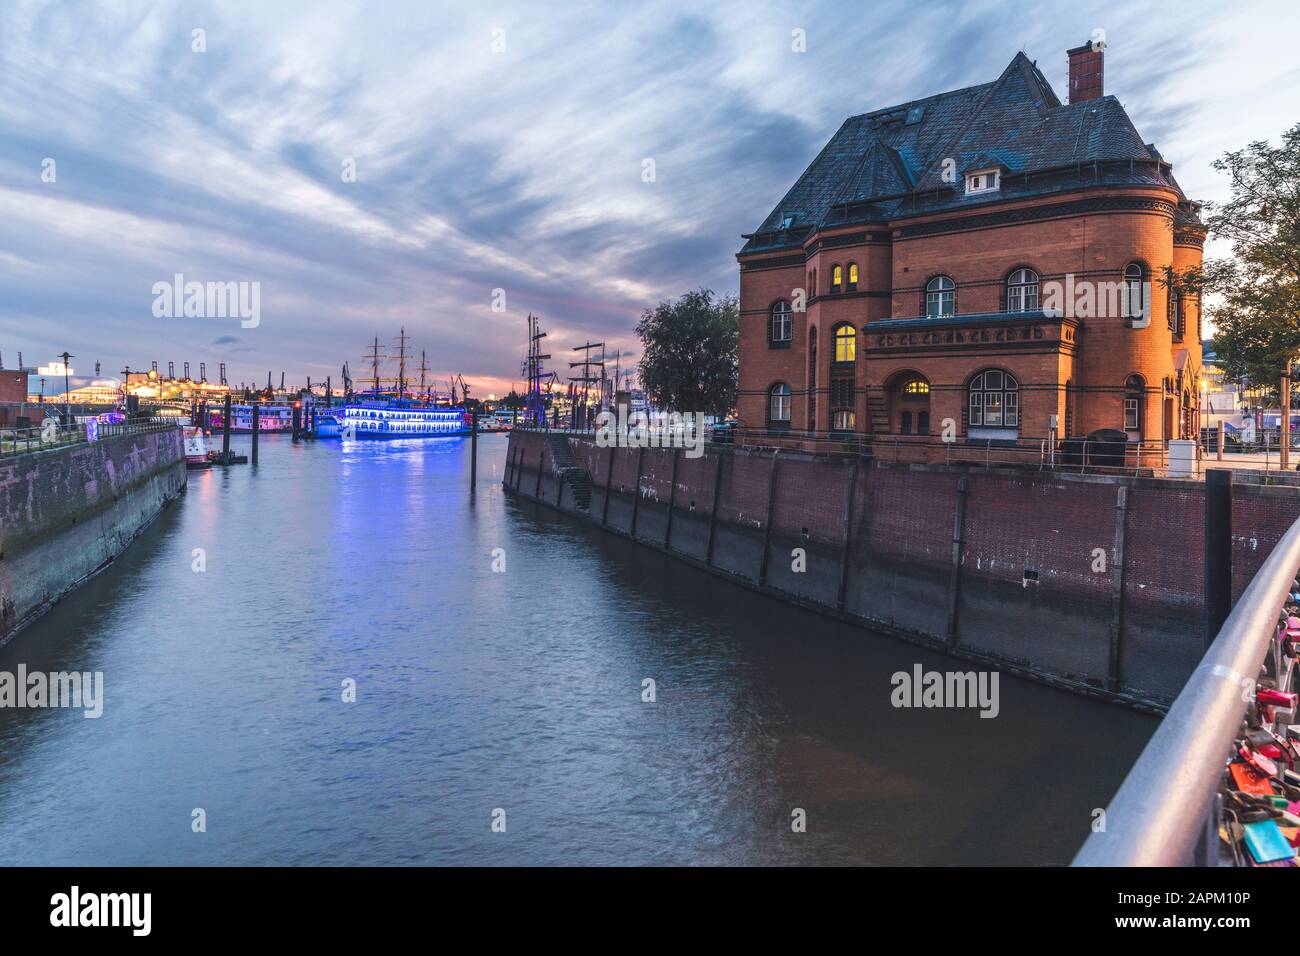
[546,433,593,510]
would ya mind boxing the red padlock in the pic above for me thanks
[1240,742,1278,779]
[1257,688,1298,709]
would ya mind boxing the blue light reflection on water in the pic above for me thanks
[0,434,1156,865]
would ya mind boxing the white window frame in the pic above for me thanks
[968,370,1019,430]
[1006,268,1039,312]
[964,168,1001,195]
[926,276,955,317]
[770,301,792,342]
[769,384,791,423]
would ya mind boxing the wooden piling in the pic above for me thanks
[705,452,724,566]
[1204,470,1232,648]
[470,406,478,495]
[629,447,646,539]
[836,461,859,613]
[758,451,780,587]
[600,444,615,526]
[664,448,680,550]
[1109,484,1131,689]
[945,476,968,645]
[221,393,232,463]
[251,403,260,465]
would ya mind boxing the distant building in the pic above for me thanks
[737,40,1205,447]
[0,359,41,428]
[1201,341,1255,442]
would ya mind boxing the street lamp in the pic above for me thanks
[59,350,74,427]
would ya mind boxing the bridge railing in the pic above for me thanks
[0,418,180,461]
[1072,511,1300,867]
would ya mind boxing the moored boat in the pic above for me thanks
[184,428,210,469]
[340,401,471,439]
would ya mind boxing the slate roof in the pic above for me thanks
[741,52,1189,254]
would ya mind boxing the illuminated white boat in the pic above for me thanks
[340,401,471,439]
[184,428,210,469]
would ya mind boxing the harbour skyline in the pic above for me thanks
[1,0,1294,392]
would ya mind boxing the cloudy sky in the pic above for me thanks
[0,0,1295,396]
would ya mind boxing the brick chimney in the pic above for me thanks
[1067,41,1104,103]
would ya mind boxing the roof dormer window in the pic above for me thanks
[965,168,1000,195]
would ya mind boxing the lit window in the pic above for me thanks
[832,410,855,431]
[833,324,856,363]
[847,262,859,291]
[903,379,930,396]
[926,276,955,317]
[1006,268,1039,312]
[968,370,1018,428]
[831,264,843,293]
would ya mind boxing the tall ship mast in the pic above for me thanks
[394,327,410,402]
[364,335,386,398]
[417,350,431,404]
[320,332,475,440]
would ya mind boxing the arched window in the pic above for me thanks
[768,383,792,425]
[901,410,912,434]
[830,264,843,293]
[1124,263,1146,323]
[926,276,955,317]
[968,370,1019,428]
[1006,268,1039,312]
[833,323,856,363]
[1124,374,1145,433]
[847,262,859,291]
[902,378,930,397]
[769,300,792,344]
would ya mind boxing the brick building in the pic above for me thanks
[737,42,1205,452]
[0,364,37,428]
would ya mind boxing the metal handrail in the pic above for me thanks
[0,418,178,460]
[1072,512,1300,866]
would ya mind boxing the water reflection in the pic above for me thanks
[0,433,1155,865]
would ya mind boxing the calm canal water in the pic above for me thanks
[0,433,1157,865]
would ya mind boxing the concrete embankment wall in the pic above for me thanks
[505,430,1300,709]
[0,427,187,643]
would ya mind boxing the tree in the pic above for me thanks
[1208,122,1300,400]
[635,288,739,416]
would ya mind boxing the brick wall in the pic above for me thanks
[738,187,1203,443]
[506,430,1299,708]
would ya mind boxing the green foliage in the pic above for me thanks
[1207,123,1300,395]
[635,289,739,415]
